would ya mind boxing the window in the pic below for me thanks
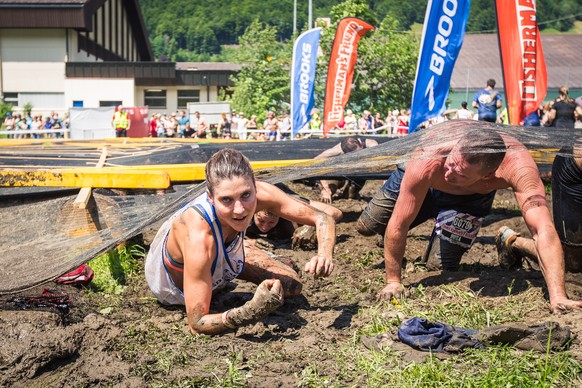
[73,100,84,108]
[100,100,122,107]
[3,92,18,105]
[144,89,167,109]
[177,89,200,109]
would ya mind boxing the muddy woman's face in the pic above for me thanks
[208,176,257,235]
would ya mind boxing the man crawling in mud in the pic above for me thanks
[145,149,337,335]
[356,120,582,313]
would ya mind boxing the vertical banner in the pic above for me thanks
[496,0,546,125]
[409,0,471,133]
[323,18,374,137]
[291,28,322,139]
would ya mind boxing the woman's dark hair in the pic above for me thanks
[205,148,255,194]
[340,137,365,153]
[461,101,468,109]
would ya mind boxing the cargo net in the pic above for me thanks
[0,120,579,294]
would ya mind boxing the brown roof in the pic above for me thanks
[451,33,582,90]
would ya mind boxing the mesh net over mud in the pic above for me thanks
[0,120,579,294]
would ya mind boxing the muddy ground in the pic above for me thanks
[1,181,581,387]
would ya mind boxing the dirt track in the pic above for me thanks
[1,182,581,386]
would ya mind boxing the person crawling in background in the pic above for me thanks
[246,182,342,251]
[145,148,337,335]
[496,137,582,293]
[316,137,379,204]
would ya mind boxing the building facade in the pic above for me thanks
[0,0,238,116]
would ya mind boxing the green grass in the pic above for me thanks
[294,282,581,387]
[88,243,145,294]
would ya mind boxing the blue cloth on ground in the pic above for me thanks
[398,317,483,353]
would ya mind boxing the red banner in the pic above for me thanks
[123,106,149,138]
[323,18,374,137]
[496,0,547,125]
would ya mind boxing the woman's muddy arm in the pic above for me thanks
[178,213,235,335]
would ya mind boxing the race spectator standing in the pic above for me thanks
[343,109,357,134]
[3,112,15,138]
[246,114,258,137]
[149,113,158,137]
[455,101,473,120]
[278,113,291,140]
[262,111,279,141]
[164,112,178,137]
[112,105,130,137]
[177,110,190,137]
[193,111,208,138]
[218,113,232,139]
[547,86,582,129]
[309,113,321,134]
[358,112,369,134]
[156,114,166,138]
[396,109,409,136]
[237,112,249,140]
[374,112,386,133]
[30,115,42,139]
[387,110,399,135]
[472,79,502,122]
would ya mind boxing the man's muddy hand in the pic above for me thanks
[376,282,408,301]
[304,254,334,278]
[550,297,582,314]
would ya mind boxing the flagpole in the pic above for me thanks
[494,0,510,124]
[308,0,312,29]
[293,0,297,36]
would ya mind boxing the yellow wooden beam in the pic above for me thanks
[0,168,170,189]
[122,159,315,181]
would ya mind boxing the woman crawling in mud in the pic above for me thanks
[145,148,337,335]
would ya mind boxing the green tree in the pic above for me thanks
[353,15,419,113]
[315,2,419,115]
[230,21,292,122]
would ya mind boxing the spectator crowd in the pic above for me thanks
[2,111,69,138]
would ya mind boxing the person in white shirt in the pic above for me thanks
[237,112,249,140]
[455,101,474,120]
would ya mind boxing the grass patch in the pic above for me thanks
[88,243,145,294]
[331,343,581,387]
[310,282,582,387]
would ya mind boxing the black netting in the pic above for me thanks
[0,120,578,294]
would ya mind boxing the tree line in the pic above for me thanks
[138,0,580,122]
[139,0,580,62]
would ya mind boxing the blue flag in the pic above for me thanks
[409,0,471,133]
[291,28,321,139]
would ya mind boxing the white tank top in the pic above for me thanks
[145,192,246,305]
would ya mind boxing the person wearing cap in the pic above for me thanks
[3,112,15,138]
[112,105,130,137]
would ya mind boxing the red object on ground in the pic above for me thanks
[56,264,94,286]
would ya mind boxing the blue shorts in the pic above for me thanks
[358,168,496,269]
